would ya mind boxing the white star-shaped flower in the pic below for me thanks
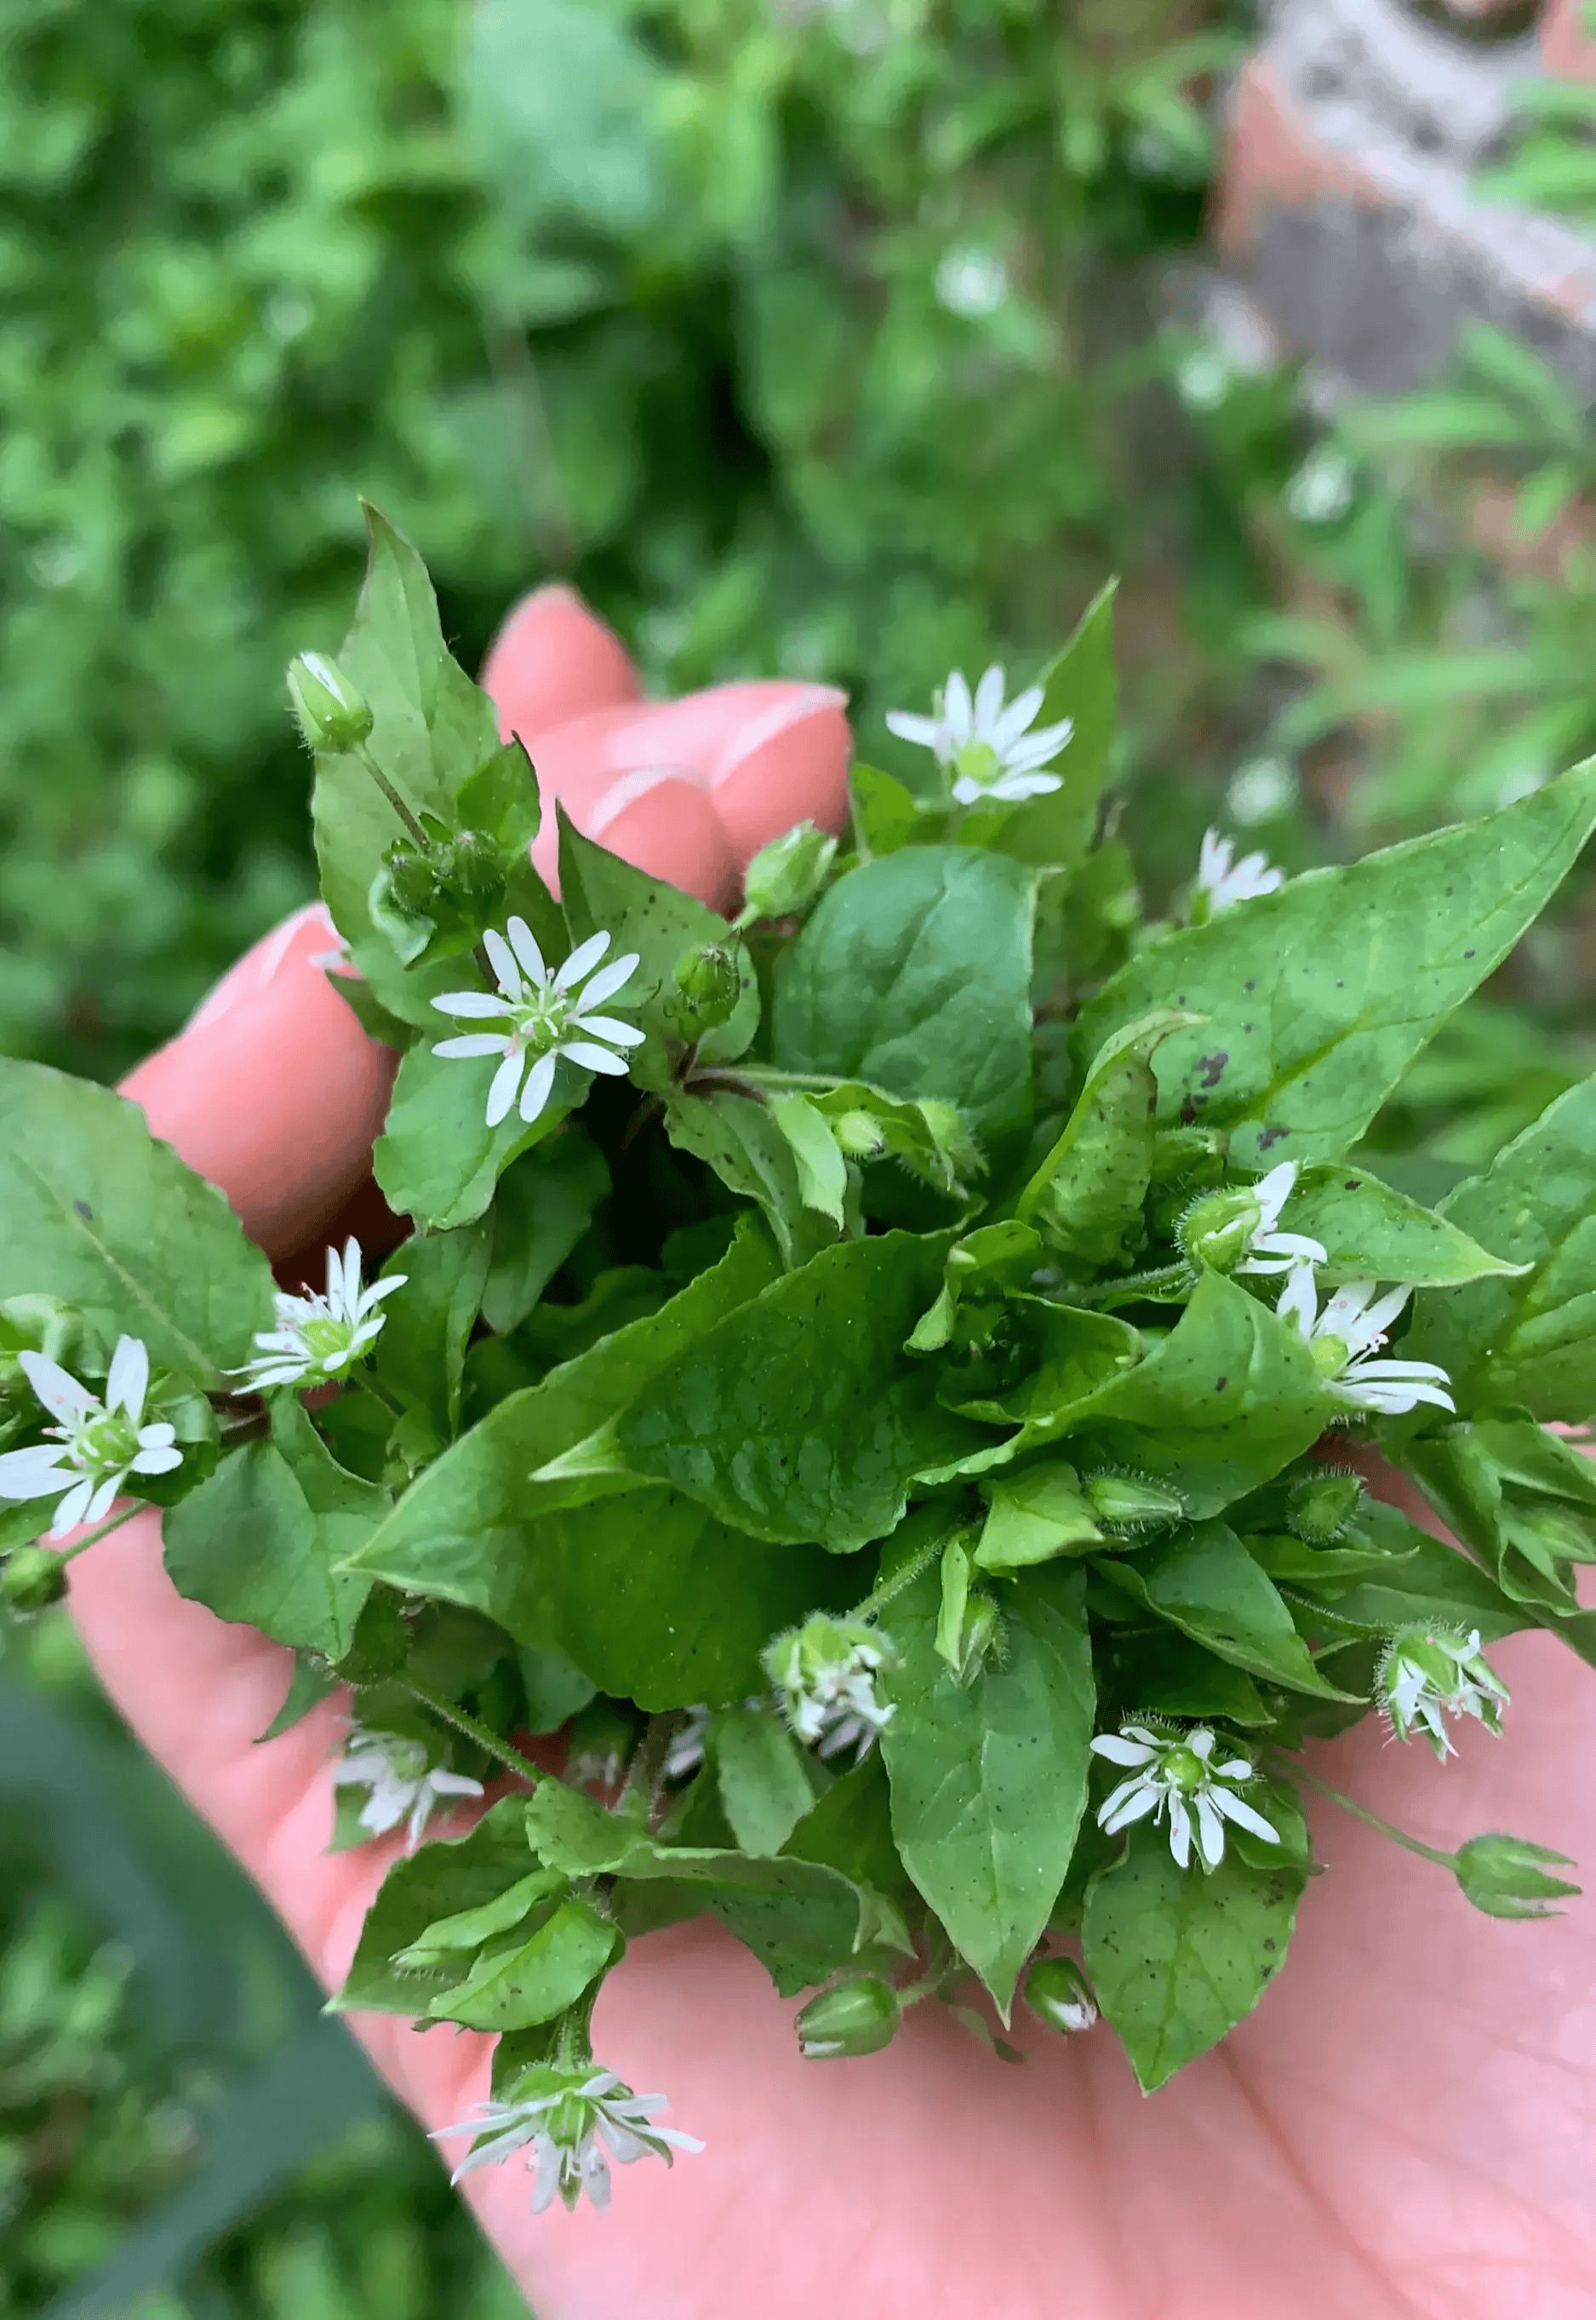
[332,1727,484,1852]
[1277,1272,1456,1418]
[431,919,644,1128]
[1090,1723,1281,1871]
[887,665,1073,807]
[1378,1628,1509,1761]
[1233,1162,1329,1279]
[433,2066,703,2214]
[1193,828,1284,918]
[0,1338,181,1539]
[236,1237,404,1394]
[765,1617,896,1759]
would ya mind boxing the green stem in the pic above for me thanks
[402,1680,544,1788]
[621,1710,682,1828]
[358,1372,403,1420]
[356,744,431,851]
[1069,1262,1193,1310]
[1275,1756,1456,1870]
[57,1501,145,1566]
[851,1524,965,1622]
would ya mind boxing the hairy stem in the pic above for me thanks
[1276,1756,1456,1869]
[403,1680,544,1788]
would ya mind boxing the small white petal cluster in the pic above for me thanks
[1091,1723,1281,1872]
[333,1727,484,1852]
[434,2067,703,2214]
[432,919,644,1129]
[935,246,1009,319]
[767,1617,896,1760]
[1233,1162,1328,1279]
[0,1338,180,1538]
[1378,1628,1509,1761]
[887,666,1073,807]
[1193,828,1284,917]
[1277,1274,1456,1418]
[237,1237,404,1394]
[1287,444,1354,525]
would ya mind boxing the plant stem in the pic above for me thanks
[1275,1755,1456,1869]
[1069,1262,1193,1309]
[403,1679,544,1788]
[57,1500,145,1566]
[852,1524,965,1621]
[356,744,431,851]
[621,1710,682,1828]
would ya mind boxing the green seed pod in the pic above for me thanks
[1454,1832,1581,1920]
[795,1975,901,2059]
[671,943,741,1030]
[740,821,838,922]
[2,1545,67,1614]
[1084,1471,1186,1535]
[1024,1956,1098,2034]
[287,652,374,753]
[380,842,441,918]
[1287,1469,1364,1546]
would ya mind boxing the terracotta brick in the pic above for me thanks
[1543,0,1596,78]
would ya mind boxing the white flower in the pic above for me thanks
[664,1705,712,1782]
[1175,348,1233,412]
[1277,1273,1456,1418]
[1232,1162,1329,1280]
[1226,755,1295,826]
[0,1338,181,1539]
[765,1616,896,1756]
[1377,1627,1509,1761]
[1193,828,1284,918]
[431,919,644,1129]
[1286,444,1354,525]
[935,246,1009,319]
[886,666,1073,807]
[236,1237,404,1393]
[332,1727,483,1852]
[433,2066,703,2214]
[1090,1723,1281,1872]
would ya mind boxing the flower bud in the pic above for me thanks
[1287,1469,1364,1546]
[1024,1956,1098,2034]
[2,1545,67,1614]
[1177,1188,1262,1274]
[380,842,441,919]
[740,821,838,922]
[951,1592,1004,1685]
[764,1614,897,1747]
[832,1109,886,1159]
[441,828,511,908]
[795,1975,901,2059]
[1084,1471,1186,1535]
[672,943,741,1028]
[287,652,374,753]
[1377,1625,1508,1759]
[1453,1832,1581,1920]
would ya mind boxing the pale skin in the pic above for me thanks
[58,583,1596,2318]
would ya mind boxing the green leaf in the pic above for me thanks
[1280,1164,1524,1286]
[975,1464,1104,1570]
[998,580,1118,868]
[373,1222,493,1437]
[781,1755,907,1898]
[1083,1822,1307,2090]
[558,809,731,1046]
[429,1899,618,2031]
[768,1092,849,1226]
[1406,1074,1596,1418]
[335,1799,540,2014]
[1073,763,1596,1169]
[879,1566,1095,2016]
[373,1041,572,1232]
[941,1299,1142,1441]
[773,847,1038,1147]
[1017,1009,1202,1265]
[0,1057,273,1379]
[1064,1271,1332,1515]
[714,1706,819,1856]
[394,1870,565,1968]
[663,1088,840,1269]
[1095,1520,1360,1700]
[482,1128,609,1335]
[163,1403,376,1658]
[849,763,921,857]
[1304,1499,1538,1643]
[611,1232,997,1550]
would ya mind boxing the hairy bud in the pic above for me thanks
[287,652,373,753]
[1454,1831,1581,1920]
[740,822,837,923]
[1024,1956,1098,2034]
[795,1975,901,2059]
[1287,1469,1364,1546]
[2,1545,67,1614]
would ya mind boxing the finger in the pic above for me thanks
[118,904,396,1263]
[482,582,641,742]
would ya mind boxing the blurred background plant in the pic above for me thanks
[4,0,1596,2307]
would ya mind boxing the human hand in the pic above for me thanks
[67,590,1596,2319]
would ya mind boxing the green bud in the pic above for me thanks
[740,821,838,922]
[441,828,511,908]
[1024,1956,1098,2034]
[795,1975,901,2059]
[1084,1471,1186,1535]
[2,1546,67,1614]
[1453,1832,1581,1921]
[380,843,441,919]
[672,943,741,1028]
[1287,1469,1364,1546]
[287,652,374,753]
[951,1592,1004,1685]
[1177,1188,1261,1274]
[832,1109,886,1159]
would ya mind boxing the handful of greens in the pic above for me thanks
[4,510,1594,2212]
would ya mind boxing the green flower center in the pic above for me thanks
[300,1315,358,1365]
[1311,1332,1351,1379]
[71,1408,140,1475]
[952,740,1000,790]
[1162,1745,1208,1794]
[509,988,573,1052]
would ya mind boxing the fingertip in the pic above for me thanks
[705,685,851,864]
[482,583,642,743]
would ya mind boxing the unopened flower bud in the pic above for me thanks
[1024,1956,1098,2034]
[1287,1469,1364,1546]
[672,942,742,1029]
[795,1975,901,2059]
[1178,1188,1262,1274]
[1454,1831,1580,1920]
[1084,1471,1186,1535]
[2,1545,67,1613]
[442,828,510,907]
[832,1109,886,1159]
[740,821,838,922]
[287,652,374,753]
[951,1592,1004,1685]
[381,842,441,918]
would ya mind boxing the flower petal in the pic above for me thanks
[987,681,1044,753]
[884,710,946,753]
[0,1444,73,1499]
[1209,1788,1282,1845]
[942,668,973,745]
[432,1033,512,1059]
[49,1477,99,1538]
[1167,1795,1193,1869]
[518,1050,558,1123]
[1089,1733,1158,1767]
[1100,1778,1161,1834]
[105,1336,150,1421]
[18,1351,96,1424]
[569,1012,646,1048]
[560,1040,632,1075]
[505,916,549,987]
[132,1442,184,1476]
[555,931,612,992]
[482,927,523,1002]
[574,953,640,1013]
[972,663,1007,735]
[431,991,514,1021]
[485,1049,526,1127]
[1194,1790,1227,1868]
